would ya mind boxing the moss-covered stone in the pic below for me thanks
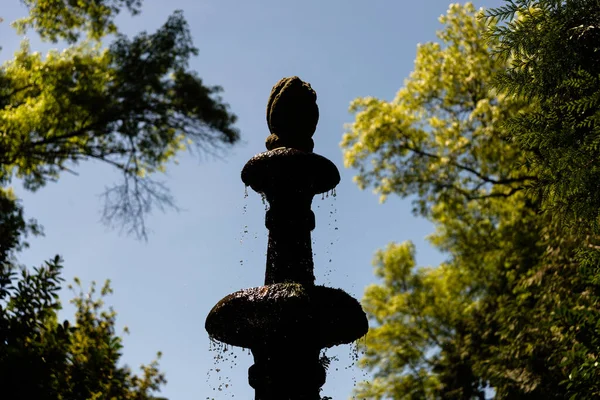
[205,284,368,349]
[241,148,340,196]
[265,76,318,152]
[205,76,367,399]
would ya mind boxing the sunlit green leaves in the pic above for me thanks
[0,1,238,396]
[345,3,600,399]
[14,0,142,43]
[0,1,239,238]
[357,241,482,399]
[342,3,534,217]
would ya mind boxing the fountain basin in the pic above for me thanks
[241,148,340,195]
[206,283,368,349]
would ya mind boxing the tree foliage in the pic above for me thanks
[486,0,600,232]
[343,3,600,399]
[1,0,239,238]
[342,3,534,216]
[484,1,600,396]
[0,0,240,397]
[13,0,143,43]
[0,256,167,400]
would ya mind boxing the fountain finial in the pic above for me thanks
[266,76,318,152]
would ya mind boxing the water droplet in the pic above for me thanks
[207,341,240,396]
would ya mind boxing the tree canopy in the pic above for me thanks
[343,3,600,399]
[1,0,240,398]
[1,0,239,238]
[342,2,534,215]
[0,257,167,400]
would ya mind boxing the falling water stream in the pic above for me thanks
[206,338,238,398]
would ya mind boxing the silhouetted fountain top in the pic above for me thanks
[266,76,319,152]
[206,76,367,399]
[243,76,339,196]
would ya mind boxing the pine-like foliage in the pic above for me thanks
[487,2,600,397]
[486,0,600,232]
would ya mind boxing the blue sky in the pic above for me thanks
[1,1,503,398]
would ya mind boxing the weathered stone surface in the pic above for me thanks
[241,148,340,196]
[205,284,368,349]
[205,77,367,400]
[265,76,318,152]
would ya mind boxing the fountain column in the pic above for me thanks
[206,76,368,399]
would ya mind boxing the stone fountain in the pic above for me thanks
[205,76,368,399]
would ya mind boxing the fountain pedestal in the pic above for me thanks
[249,346,325,399]
[206,77,368,399]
